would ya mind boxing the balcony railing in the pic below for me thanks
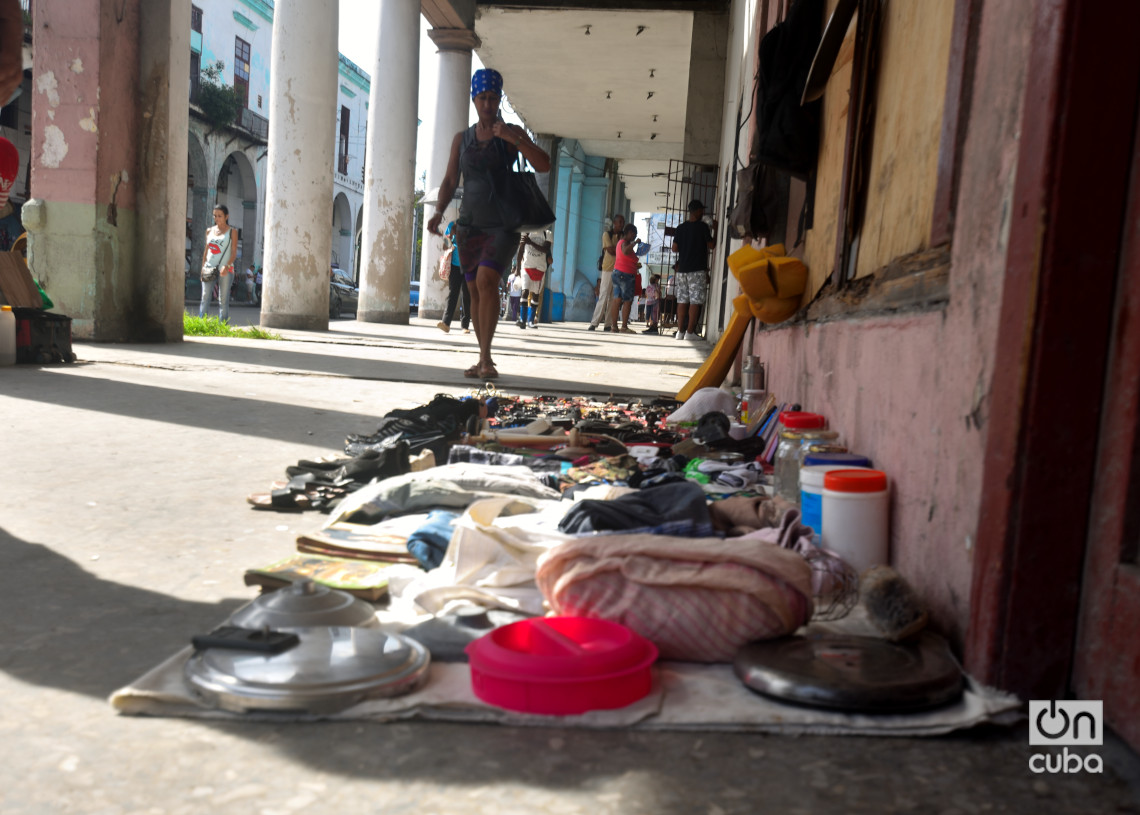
[238,108,268,140]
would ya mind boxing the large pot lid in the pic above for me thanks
[733,630,963,713]
[229,579,378,630]
[185,626,430,714]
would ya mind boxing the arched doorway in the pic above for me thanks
[332,192,353,273]
[186,135,210,300]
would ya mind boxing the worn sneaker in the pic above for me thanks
[587,324,597,331]
[675,331,687,340]
[436,321,450,334]
[602,325,613,332]
[687,333,703,341]
[528,321,537,328]
[642,326,658,334]
[516,319,526,329]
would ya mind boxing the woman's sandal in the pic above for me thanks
[463,363,482,378]
[477,363,499,380]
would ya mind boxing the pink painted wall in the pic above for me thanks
[746,0,1035,648]
[32,0,138,208]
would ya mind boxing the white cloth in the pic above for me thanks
[666,387,739,422]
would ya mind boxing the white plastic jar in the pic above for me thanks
[821,469,889,573]
[800,464,868,535]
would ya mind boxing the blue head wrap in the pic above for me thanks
[470,69,503,100]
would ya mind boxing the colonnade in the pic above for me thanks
[261,0,477,329]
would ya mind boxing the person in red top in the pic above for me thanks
[608,223,641,334]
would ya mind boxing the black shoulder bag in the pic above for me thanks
[491,140,556,234]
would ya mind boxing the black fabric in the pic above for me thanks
[556,480,711,534]
[753,0,824,179]
[673,220,714,272]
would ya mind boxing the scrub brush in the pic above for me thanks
[860,565,929,642]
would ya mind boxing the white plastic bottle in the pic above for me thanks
[0,305,16,365]
[821,469,889,573]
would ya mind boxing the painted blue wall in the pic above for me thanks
[549,140,617,323]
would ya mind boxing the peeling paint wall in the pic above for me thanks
[743,0,1034,648]
[27,0,185,341]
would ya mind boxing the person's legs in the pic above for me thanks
[218,273,234,322]
[608,296,622,330]
[199,279,211,317]
[460,277,472,330]
[441,271,462,328]
[675,302,690,338]
[687,304,702,335]
[620,300,632,331]
[473,265,501,372]
[686,272,707,336]
[589,271,613,328]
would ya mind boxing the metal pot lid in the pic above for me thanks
[185,626,431,714]
[733,630,963,713]
[229,579,379,630]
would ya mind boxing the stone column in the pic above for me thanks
[24,0,187,341]
[356,0,420,323]
[417,28,477,321]
[260,0,338,330]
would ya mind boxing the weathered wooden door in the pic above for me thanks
[1072,101,1140,752]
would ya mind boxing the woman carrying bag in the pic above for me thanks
[426,68,550,380]
[199,204,238,322]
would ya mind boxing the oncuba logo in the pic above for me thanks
[1028,700,1103,774]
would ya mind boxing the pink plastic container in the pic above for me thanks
[465,617,658,715]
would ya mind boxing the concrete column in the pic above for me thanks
[136,0,191,340]
[22,0,188,341]
[684,9,729,165]
[417,27,477,321]
[260,0,338,330]
[356,0,420,323]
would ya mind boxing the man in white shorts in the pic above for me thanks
[516,228,551,329]
[670,199,717,340]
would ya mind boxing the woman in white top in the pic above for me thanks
[199,204,238,321]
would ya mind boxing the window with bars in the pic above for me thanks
[338,106,350,175]
[234,37,250,110]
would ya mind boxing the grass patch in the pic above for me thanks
[184,314,282,340]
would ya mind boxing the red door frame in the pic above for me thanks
[1072,108,1140,748]
[966,0,1140,699]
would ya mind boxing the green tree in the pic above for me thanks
[198,60,240,132]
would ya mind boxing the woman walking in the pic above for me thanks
[426,69,550,380]
[199,204,238,322]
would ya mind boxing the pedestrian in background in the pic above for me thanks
[588,214,624,331]
[516,228,551,329]
[244,263,257,305]
[437,220,471,334]
[608,222,640,334]
[199,204,237,321]
[507,268,522,322]
[671,199,717,340]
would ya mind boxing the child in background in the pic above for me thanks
[643,274,661,334]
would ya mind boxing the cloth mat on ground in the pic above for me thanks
[109,599,1022,736]
[108,645,1020,736]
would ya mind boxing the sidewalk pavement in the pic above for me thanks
[0,314,1137,815]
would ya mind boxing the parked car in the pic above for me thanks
[329,270,359,319]
[410,280,420,314]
